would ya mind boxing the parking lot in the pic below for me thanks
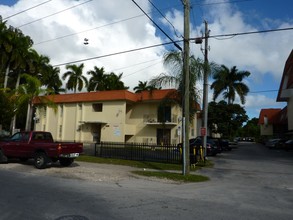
[0,141,293,220]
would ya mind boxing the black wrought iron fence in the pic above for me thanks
[95,142,182,164]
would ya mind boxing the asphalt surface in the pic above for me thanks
[0,142,292,220]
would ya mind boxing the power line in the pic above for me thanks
[249,89,279,93]
[17,0,92,28]
[131,0,182,51]
[192,0,254,7]
[110,58,161,73]
[52,26,293,67]
[195,27,293,40]
[33,0,251,47]
[122,61,162,79]
[148,0,182,38]
[3,0,53,20]
[52,41,178,67]
[34,14,144,45]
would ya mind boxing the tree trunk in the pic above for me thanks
[10,74,21,134]
[25,102,34,131]
[4,67,10,89]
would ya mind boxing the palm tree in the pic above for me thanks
[104,72,128,90]
[87,66,128,91]
[87,66,106,91]
[0,89,14,130]
[0,25,33,89]
[15,74,53,131]
[62,63,88,93]
[133,81,149,93]
[210,65,250,104]
[42,65,65,94]
[133,81,160,93]
[26,49,50,76]
[149,51,213,119]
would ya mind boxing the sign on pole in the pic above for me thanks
[201,127,206,136]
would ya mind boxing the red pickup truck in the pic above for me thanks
[0,131,83,169]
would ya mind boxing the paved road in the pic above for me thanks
[0,142,292,220]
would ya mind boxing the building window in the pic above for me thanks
[92,103,103,112]
[158,106,171,122]
[78,103,82,110]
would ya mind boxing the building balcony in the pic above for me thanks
[144,114,178,126]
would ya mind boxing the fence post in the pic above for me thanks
[130,142,132,160]
[94,143,97,156]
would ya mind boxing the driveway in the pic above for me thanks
[0,142,293,220]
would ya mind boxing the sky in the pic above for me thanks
[0,0,292,120]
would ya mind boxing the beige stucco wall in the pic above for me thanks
[34,99,199,144]
[260,124,274,136]
[46,106,58,139]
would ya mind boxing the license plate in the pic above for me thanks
[69,153,79,157]
[61,153,79,158]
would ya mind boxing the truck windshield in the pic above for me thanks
[10,133,22,141]
[32,132,53,141]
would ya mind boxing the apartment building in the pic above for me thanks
[34,89,200,144]
[277,49,293,134]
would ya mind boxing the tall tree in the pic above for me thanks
[62,63,88,93]
[15,74,54,131]
[133,81,160,93]
[208,100,248,138]
[87,66,106,91]
[87,66,128,91]
[210,65,250,104]
[42,65,64,94]
[0,89,14,131]
[0,23,33,89]
[104,72,128,90]
[26,49,50,76]
[149,51,216,120]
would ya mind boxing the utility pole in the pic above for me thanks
[182,0,190,175]
[202,20,209,159]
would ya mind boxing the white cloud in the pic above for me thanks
[2,0,167,91]
[202,0,292,82]
[245,94,286,118]
[246,94,283,108]
[1,0,291,118]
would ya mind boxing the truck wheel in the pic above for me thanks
[59,158,74,167]
[34,152,48,169]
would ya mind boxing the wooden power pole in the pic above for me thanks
[182,0,190,175]
[202,20,209,159]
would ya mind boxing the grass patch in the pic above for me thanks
[77,155,213,171]
[77,155,212,183]
[132,170,210,182]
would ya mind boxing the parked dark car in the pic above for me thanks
[265,138,281,149]
[210,138,231,152]
[284,139,293,151]
[190,137,218,156]
[178,137,218,156]
[177,137,218,164]
[276,138,290,149]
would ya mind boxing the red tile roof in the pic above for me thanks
[258,108,282,125]
[277,49,293,102]
[34,89,178,104]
